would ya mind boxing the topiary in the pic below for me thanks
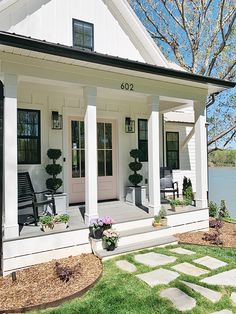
[218,200,230,218]
[209,201,218,217]
[182,177,193,201]
[128,149,143,187]
[46,149,63,193]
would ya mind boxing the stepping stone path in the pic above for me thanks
[136,268,179,287]
[180,280,222,303]
[134,252,176,267]
[201,269,236,287]
[211,310,233,314]
[194,256,227,270]
[160,287,196,312]
[172,262,209,277]
[230,292,236,305]
[116,260,137,273]
[169,247,195,255]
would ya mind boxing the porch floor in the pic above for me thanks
[17,201,202,239]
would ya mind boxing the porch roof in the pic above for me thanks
[0,31,235,91]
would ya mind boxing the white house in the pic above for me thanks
[0,0,235,275]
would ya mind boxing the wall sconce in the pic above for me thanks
[52,111,63,129]
[125,117,135,133]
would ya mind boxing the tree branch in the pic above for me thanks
[208,123,236,146]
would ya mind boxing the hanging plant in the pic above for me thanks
[128,149,143,187]
[45,149,63,193]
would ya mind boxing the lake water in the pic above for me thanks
[208,167,236,218]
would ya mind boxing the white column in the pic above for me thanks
[194,100,208,208]
[3,74,19,239]
[84,86,98,225]
[148,96,161,215]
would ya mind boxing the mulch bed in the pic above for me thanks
[0,253,102,313]
[176,220,236,248]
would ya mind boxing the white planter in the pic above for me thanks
[42,222,68,233]
[45,193,67,215]
[125,186,147,205]
[171,205,189,213]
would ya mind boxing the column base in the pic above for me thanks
[4,224,19,239]
[148,204,161,216]
[195,199,208,209]
[84,213,99,227]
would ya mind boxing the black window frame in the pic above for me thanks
[166,131,179,169]
[138,119,148,162]
[72,18,94,51]
[17,108,41,165]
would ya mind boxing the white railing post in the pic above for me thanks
[148,95,161,215]
[84,86,98,226]
[194,100,208,208]
[3,74,19,239]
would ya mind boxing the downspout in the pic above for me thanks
[162,114,165,166]
[0,81,4,275]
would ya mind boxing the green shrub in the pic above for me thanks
[46,148,63,193]
[209,201,218,217]
[182,177,193,201]
[128,149,143,187]
[218,200,230,218]
[170,198,191,206]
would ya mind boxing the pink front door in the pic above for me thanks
[69,118,117,204]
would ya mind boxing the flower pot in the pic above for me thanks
[93,228,104,239]
[152,221,162,228]
[103,224,112,230]
[161,218,167,226]
[171,205,189,212]
[106,243,116,251]
[42,222,68,232]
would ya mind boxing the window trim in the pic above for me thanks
[138,118,148,162]
[17,108,41,165]
[72,18,94,51]
[166,131,179,169]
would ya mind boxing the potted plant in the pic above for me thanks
[125,149,146,205]
[40,214,69,232]
[152,207,167,227]
[45,149,67,214]
[102,229,119,251]
[170,198,191,212]
[89,216,115,239]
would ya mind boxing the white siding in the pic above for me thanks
[0,0,144,62]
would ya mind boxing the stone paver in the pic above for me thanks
[116,260,137,273]
[169,247,195,255]
[181,280,222,303]
[201,269,236,287]
[194,256,227,270]
[230,292,236,305]
[160,287,196,311]
[172,262,209,277]
[136,268,179,287]
[211,310,233,314]
[134,252,176,267]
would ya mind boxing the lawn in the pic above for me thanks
[31,244,236,314]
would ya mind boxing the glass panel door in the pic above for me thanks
[71,121,85,178]
[97,122,113,176]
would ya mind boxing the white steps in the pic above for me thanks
[91,224,178,259]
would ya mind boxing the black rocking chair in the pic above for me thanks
[18,172,56,226]
[160,167,179,199]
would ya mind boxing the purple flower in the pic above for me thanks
[97,218,104,227]
[89,218,98,227]
[102,216,114,225]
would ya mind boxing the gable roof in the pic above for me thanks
[0,31,234,91]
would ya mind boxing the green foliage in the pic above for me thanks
[39,215,53,226]
[182,177,193,201]
[40,214,69,227]
[46,148,63,193]
[154,206,167,222]
[209,150,236,167]
[218,200,230,218]
[170,198,191,206]
[128,148,143,187]
[47,149,62,160]
[209,201,218,217]
[53,214,70,224]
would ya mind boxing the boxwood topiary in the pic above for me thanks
[46,149,63,193]
[128,149,143,187]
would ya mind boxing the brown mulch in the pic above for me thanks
[176,220,236,248]
[0,253,102,312]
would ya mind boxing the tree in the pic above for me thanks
[129,0,236,151]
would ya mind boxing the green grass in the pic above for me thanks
[31,245,236,314]
[223,217,236,224]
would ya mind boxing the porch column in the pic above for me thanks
[194,100,208,208]
[84,86,98,225]
[148,96,161,215]
[3,74,19,239]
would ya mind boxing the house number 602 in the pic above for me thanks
[120,82,134,91]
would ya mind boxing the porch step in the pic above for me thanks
[95,235,178,259]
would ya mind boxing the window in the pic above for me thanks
[138,119,148,162]
[97,122,113,176]
[166,132,179,169]
[73,19,94,51]
[71,120,85,178]
[17,109,41,164]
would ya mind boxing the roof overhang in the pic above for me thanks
[0,31,235,93]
